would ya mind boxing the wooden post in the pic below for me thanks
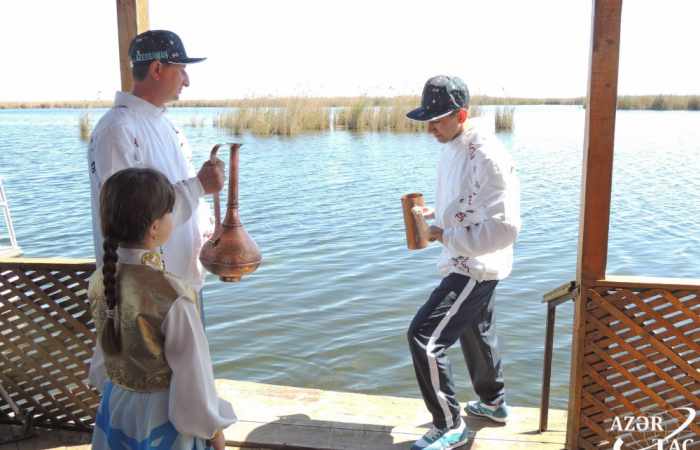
[539,303,556,432]
[567,0,622,448]
[116,0,149,92]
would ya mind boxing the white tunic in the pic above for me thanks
[87,92,213,290]
[434,125,521,280]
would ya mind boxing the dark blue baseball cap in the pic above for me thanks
[129,30,206,65]
[407,75,469,121]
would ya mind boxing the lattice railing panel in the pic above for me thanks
[0,259,98,431]
[577,284,700,449]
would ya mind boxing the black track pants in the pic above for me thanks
[407,273,504,429]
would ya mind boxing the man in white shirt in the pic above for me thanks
[88,30,224,320]
[406,75,521,450]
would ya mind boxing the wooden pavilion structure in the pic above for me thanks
[559,1,699,447]
[0,0,697,448]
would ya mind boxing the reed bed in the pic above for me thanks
[179,96,418,109]
[617,95,700,110]
[214,98,330,136]
[79,113,92,142]
[3,95,699,110]
[213,97,428,136]
[495,107,515,132]
[334,97,424,132]
[0,100,112,109]
[174,95,581,109]
[13,93,700,138]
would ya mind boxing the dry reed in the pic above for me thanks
[495,107,515,132]
[79,113,92,142]
[187,116,207,127]
[469,103,482,117]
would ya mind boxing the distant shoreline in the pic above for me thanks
[1,94,698,111]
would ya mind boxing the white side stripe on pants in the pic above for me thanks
[425,277,477,429]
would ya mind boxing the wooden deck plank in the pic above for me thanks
[216,380,567,449]
[2,380,567,450]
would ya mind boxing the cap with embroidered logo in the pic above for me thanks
[129,30,206,65]
[406,75,469,122]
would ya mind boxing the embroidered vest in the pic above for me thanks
[89,264,197,391]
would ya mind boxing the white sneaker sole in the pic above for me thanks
[466,407,507,424]
[445,437,470,449]
[413,431,470,450]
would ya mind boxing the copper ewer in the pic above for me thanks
[401,192,429,250]
[199,143,261,282]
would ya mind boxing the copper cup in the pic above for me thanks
[401,193,429,250]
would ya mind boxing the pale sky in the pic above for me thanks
[2,1,699,102]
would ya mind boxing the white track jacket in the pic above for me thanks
[434,125,521,281]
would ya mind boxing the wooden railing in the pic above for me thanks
[0,257,98,437]
[540,280,577,432]
[544,276,700,448]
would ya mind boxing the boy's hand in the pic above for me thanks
[412,205,435,220]
[428,225,444,243]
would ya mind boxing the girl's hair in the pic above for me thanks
[98,168,175,355]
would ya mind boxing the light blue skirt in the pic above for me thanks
[92,381,212,450]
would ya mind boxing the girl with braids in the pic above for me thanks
[87,168,236,450]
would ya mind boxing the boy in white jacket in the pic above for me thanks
[406,75,521,450]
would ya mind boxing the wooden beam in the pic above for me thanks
[576,0,622,284]
[568,1,623,448]
[116,0,149,92]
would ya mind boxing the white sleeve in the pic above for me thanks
[170,125,206,227]
[442,158,520,257]
[88,343,107,393]
[164,297,237,439]
[172,177,205,227]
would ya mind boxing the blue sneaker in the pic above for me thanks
[411,419,469,450]
[465,400,509,423]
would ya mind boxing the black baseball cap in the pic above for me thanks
[406,75,469,122]
[129,30,206,65]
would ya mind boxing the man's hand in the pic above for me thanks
[197,158,225,194]
[211,430,225,450]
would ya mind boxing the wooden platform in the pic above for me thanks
[0,380,567,449]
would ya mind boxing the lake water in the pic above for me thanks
[1,105,698,410]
